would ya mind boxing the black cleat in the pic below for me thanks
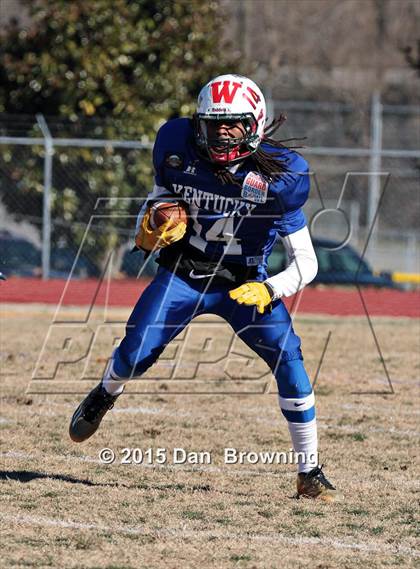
[296,464,337,502]
[69,383,121,443]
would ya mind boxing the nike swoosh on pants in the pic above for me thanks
[189,269,218,280]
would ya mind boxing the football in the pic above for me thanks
[149,201,188,230]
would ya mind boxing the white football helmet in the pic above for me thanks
[194,74,267,165]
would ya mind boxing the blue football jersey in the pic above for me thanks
[144,118,310,278]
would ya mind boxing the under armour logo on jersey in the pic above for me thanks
[211,80,242,104]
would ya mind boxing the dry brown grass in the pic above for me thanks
[1,304,419,568]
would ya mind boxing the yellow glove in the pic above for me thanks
[135,209,187,251]
[229,282,274,314]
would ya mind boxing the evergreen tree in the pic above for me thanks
[0,0,237,270]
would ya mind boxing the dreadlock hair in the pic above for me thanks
[212,114,306,187]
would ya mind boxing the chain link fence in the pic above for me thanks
[272,97,420,274]
[0,97,419,281]
[0,114,153,279]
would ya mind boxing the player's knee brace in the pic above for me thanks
[276,359,315,423]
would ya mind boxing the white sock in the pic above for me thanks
[102,355,127,396]
[287,418,318,473]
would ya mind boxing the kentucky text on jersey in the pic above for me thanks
[171,183,257,216]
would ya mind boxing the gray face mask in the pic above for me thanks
[194,115,258,166]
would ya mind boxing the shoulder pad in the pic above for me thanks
[268,149,310,212]
[153,118,192,171]
[259,143,308,172]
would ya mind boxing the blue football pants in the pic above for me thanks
[113,268,315,423]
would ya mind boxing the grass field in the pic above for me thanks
[1,304,419,568]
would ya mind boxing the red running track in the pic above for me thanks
[0,277,419,318]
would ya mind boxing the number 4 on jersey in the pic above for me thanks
[205,217,242,255]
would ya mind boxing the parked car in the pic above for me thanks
[0,231,100,279]
[267,237,397,288]
[50,246,100,279]
[0,232,42,277]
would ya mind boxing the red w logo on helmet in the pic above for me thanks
[211,81,242,104]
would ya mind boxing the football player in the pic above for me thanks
[69,74,336,501]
